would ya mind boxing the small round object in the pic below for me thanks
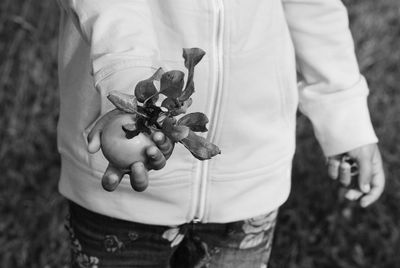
[100,114,155,169]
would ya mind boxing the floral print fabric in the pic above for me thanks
[162,226,185,248]
[240,210,278,249]
[103,235,124,253]
[65,217,100,268]
[67,201,278,268]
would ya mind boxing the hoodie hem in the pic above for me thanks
[59,153,294,225]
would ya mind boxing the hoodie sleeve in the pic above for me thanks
[282,0,378,156]
[58,0,160,96]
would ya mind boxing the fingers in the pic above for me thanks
[102,164,124,192]
[328,156,352,188]
[356,154,372,194]
[102,161,153,192]
[328,154,366,202]
[146,146,166,170]
[359,150,385,207]
[88,131,102,153]
[327,157,340,180]
[330,144,385,207]
[360,175,384,207]
[344,189,364,201]
[328,154,368,190]
[339,160,352,187]
[151,132,174,159]
[130,162,149,192]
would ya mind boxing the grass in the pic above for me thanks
[0,0,399,267]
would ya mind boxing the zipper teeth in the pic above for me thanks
[193,0,224,222]
[209,1,224,142]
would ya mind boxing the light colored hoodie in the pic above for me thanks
[56,0,378,225]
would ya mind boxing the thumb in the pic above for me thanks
[87,109,124,153]
[349,147,374,193]
[357,155,372,193]
[87,127,101,153]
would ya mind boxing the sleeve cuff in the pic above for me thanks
[299,78,378,156]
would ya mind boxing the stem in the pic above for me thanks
[155,113,167,129]
[143,92,161,106]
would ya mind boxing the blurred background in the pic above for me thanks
[0,0,399,267]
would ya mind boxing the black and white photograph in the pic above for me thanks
[0,0,399,267]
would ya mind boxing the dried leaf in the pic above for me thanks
[135,68,164,103]
[179,48,206,101]
[180,130,221,160]
[177,112,208,132]
[161,117,190,142]
[160,70,185,99]
[107,91,138,113]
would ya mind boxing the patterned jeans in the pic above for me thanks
[66,201,278,268]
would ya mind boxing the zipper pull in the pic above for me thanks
[192,217,201,224]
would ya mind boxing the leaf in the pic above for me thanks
[161,97,179,111]
[135,81,158,103]
[143,92,160,107]
[151,67,165,81]
[179,48,206,101]
[179,81,194,102]
[161,97,193,116]
[136,117,151,135]
[135,68,164,103]
[170,98,193,116]
[239,233,265,250]
[107,91,138,113]
[177,112,209,132]
[161,117,190,142]
[183,48,206,72]
[180,130,221,160]
[160,70,185,99]
[142,104,163,127]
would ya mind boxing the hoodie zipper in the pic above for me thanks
[192,0,224,223]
